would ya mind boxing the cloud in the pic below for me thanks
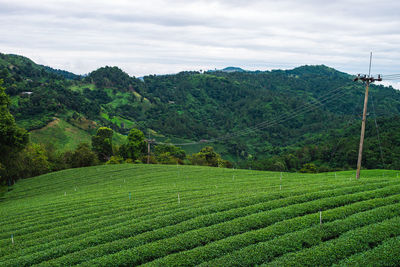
[0,0,399,83]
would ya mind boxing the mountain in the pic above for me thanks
[221,66,246,72]
[40,65,82,80]
[1,52,400,170]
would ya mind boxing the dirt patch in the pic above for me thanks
[70,117,97,130]
[31,117,60,132]
[65,126,79,134]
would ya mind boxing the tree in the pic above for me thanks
[17,143,50,178]
[154,143,186,164]
[119,128,146,161]
[189,146,230,167]
[0,80,29,185]
[65,143,98,168]
[92,127,113,162]
[299,163,317,173]
[106,155,124,164]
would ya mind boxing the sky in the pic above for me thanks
[1,0,400,88]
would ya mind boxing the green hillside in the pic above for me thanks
[2,52,400,171]
[29,118,127,152]
[29,118,93,151]
[1,165,400,266]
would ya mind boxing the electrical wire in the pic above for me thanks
[381,74,400,81]
[209,89,350,143]
[211,86,350,142]
[162,73,396,144]
[329,93,365,165]
[370,95,385,168]
[381,74,400,77]
[157,83,353,146]
[155,71,399,147]
[380,78,400,81]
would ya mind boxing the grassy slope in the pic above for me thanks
[30,118,127,151]
[0,165,399,266]
[30,118,93,151]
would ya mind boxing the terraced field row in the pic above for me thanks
[0,164,399,266]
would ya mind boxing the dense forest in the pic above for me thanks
[1,52,400,176]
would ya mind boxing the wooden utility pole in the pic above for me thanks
[356,79,370,179]
[354,53,381,179]
[146,139,155,164]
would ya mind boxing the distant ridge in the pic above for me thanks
[40,65,82,80]
[221,66,246,73]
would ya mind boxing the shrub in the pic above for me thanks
[65,143,98,168]
[300,163,317,173]
[106,156,124,164]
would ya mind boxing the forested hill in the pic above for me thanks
[2,52,400,171]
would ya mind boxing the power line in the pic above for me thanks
[159,72,398,147]
[370,95,385,168]
[155,69,397,148]
[158,71,359,146]
[329,93,365,166]
[185,72,355,130]
[213,85,349,140]
[381,74,400,77]
[380,74,400,81]
[210,87,350,143]
[157,83,352,146]
[188,87,349,145]
[380,78,400,81]
[163,89,346,146]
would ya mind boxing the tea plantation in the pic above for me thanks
[1,164,400,266]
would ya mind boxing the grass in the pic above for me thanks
[0,165,399,266]
[100,113,135,129]
[68,83,95,92]
[30,118,92,151]
[29,117,127,151]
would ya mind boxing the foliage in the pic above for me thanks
[64,143,98,168]
[245,116,400,173]
[189,146,231,167]
[85,66,143,93]
[106,155,124,164]
[119,128,146,161]
[154,143,186,164]
[299,163,317,173]
[40,65,81,80]
[92,127,113,161]
[3,53,400,172]
[0,79,29,185]
[16,143,51,178]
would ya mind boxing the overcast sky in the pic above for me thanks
[1,0,399,87]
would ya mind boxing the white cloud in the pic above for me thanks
[377,81,400,90]
[0,0,399,80]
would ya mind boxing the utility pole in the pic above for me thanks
[354,52,382,179]
[146,138,155,164]
[146,129,155,164]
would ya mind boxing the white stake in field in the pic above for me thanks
[320,210,322,225]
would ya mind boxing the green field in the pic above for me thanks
[1,165,400,266]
